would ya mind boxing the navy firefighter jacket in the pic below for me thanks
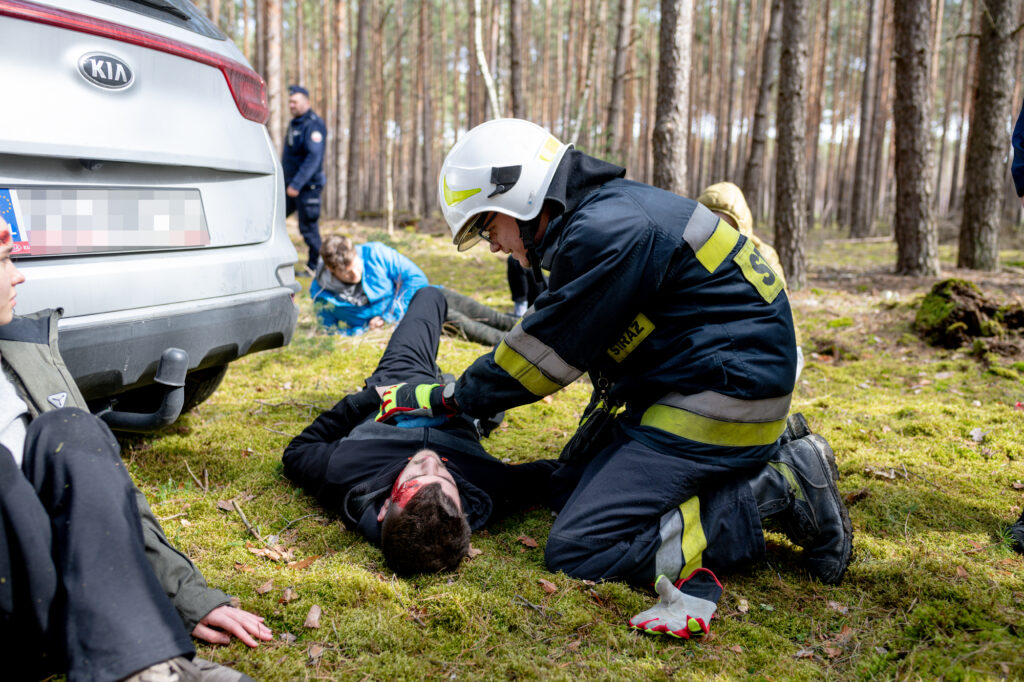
[452,151,799,468]
[282,109,327,190]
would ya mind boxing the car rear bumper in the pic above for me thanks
[59,287,298,400]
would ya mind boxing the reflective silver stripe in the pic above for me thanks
[656,390,793,423]
[681,203,723,254]
[503,325,583,387]
[654,508,683,582]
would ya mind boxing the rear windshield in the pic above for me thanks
[91,0,225,40]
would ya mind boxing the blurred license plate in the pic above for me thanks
[0,187,209,257]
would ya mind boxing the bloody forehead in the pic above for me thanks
[390,477,423,509]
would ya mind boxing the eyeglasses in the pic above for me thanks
[468,212,496,244]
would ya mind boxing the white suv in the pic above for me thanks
[0,0,298,414]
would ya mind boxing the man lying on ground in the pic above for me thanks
[0,228,271,682]
[283,286,558,573]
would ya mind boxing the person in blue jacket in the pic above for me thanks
[282,85,327,272]
[376,119,853,639]
[311,235,517,345]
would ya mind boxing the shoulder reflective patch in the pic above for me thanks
[443,176,481,207]
[494,340,562,396]
[47,392,67,409]
[733,239,784,303]
[539,136,561,162]
[694,219,740,273]
[606,313,655,363]
[311,130,323,144]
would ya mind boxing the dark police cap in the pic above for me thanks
[288,84,309,97]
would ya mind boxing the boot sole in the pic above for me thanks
[803,434,853,585]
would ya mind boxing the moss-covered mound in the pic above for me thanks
[915,278,1024,350]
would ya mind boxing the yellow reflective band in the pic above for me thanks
[606,313,655,363]
[640,405,787,447]
[733,239,784,303]
[414,383,434,408]
[539,136,560,162]
[494,340,562,397]
[443,176,481,207]
[694,219,740,273]
[679,496,706,579]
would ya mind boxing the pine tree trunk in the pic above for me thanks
[868,0,893,228]
[265,0,282,151]
[344,0,368,220]
[509,0,525,118]
[295,0,304,87]
[421,0,436,217]
[474,0,501,116]
[850,0,881,236]
[721,0,742,184]
[333,0,348,219]
[949,0,979,211]
[606,0,634,159]
[652,0,693,194]
[774,0,808,289]
[893,0,939,275]
[958,0,1020,270]
[805,0,829,223]
[742,0,782,221]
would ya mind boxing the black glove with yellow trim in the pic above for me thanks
[375,383,459,423]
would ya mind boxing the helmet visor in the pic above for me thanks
[453,211,495,252]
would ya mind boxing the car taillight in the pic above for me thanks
[0,0,269,124]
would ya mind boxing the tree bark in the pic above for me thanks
[605,0,634,160]
[265,0,282,151]
[742,0,782,220]
[850,0,882,236]
[474,0,501,117]
[958,0,1020,270]
[652,0,694,194]
[774,0,808,289]
[344,0,369,220]
[893,0,939,275]
[509,0,525,118]
[333,0,348,219]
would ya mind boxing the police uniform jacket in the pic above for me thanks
[0,310,231,632]
[452,151,799,468]
[282,109,326,190]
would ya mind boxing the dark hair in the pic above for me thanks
[380,482,470,574]
[321,235,358,272]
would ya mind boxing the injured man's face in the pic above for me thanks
[377,449,462,520]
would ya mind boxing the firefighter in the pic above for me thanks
[376,119,853,638]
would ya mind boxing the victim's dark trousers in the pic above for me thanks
[506,256,547,305]
[0,408,193,682]
[286,184,323,269]
[366,286,448,388]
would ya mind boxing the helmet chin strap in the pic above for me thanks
[516,215,546,284]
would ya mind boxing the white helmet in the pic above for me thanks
[438,119,571,251]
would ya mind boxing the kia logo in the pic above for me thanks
[78,52,134,90]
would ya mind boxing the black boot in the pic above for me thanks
[1009,510,1024,554]
[779,412,811,445]
[749,434,853,585]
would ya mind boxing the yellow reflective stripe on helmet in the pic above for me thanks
[694,219,741,273]
[640,404,787,447]
[443,176,481,207]
[494,340,563,396]
[539,135,561,162]
[680,496,706,579]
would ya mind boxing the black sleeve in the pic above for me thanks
[281,387,379,492]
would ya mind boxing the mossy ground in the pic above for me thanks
[126,221,1024,680]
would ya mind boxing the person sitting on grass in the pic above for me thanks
[0,228,271,682]
[283,286,559,573]
[312,234,520,346]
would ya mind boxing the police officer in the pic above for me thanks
[376,119,853,639]
[282,84,327,272]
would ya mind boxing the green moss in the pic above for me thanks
[827,317,854,329]
[987,366,1021,381]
